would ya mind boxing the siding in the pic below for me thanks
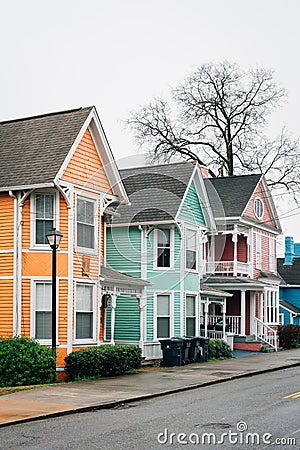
[58,279,68,345]
[61,129,112,193]
[173,291,181,336]
[114,296,140,341]
[106,226,141,273]
[243,182,274,227]
[178,181,206,226]
[146,293,154,341]
[0,280,14,336]
[21,279,31,337]
[0,254,14,277]
[0,194,14,250]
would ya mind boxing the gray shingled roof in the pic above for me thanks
[277,258,300,285]
[280,299,300,314]
[111,162,195,224]
[0,107,93,189]
[100,266,150,286]
[204,174,261,218]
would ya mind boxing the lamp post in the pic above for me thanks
[46,227,63,359]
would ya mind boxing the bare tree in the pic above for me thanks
[127,62,300,197]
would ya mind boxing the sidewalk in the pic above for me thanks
[1,348,300,427]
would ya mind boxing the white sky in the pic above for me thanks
[1,0,300,252]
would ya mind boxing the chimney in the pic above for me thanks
[284,236,294,265]
[200,166,209,178]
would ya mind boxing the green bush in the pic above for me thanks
[278,324,300,349]
[0,336,56,387]
[208,339,232,360]
[65,344,143,381]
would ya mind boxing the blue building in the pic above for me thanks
[277,236,300,325]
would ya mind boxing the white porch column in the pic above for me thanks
[240,290,246,335]
[264,288,269,324]
[232,225,238,276]
[221,299,226,339]
[204,298,209,338]
[249,291,255,335]
[138,289,147,356]
[110,290,117,345]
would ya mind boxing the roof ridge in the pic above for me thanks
[0,106,94,125]
[206,173,262,181]
[120,161,194,172]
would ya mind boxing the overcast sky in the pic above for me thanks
[1,0,300,250]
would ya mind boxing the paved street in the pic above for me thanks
[0,366,299,449]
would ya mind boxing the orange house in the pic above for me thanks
[0,106,148,371]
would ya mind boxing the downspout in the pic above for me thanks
[9,191,23,336]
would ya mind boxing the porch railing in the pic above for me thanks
[254,317,278,351]
[201,315,241,335]
[206,261,251,277]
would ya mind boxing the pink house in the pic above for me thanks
[202,174,282,351]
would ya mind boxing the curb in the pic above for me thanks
[1,361,300,428]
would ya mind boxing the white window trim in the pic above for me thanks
[185,292,198,336]
[30,191,60,249]
[153,291,174,341]
[153,227,174,270]
[30,279,59,346]
[266,290,278,325]
[278,313,284,326]
[185,227,198,272]
[75,193,99,255]
[74,280,97,344]
[256,232,262,269]
[253,196,264,220]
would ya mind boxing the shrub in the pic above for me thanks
[0,336,56,387]
[278,324,300,349]
[65,344,143,381]
[208,339,232,360]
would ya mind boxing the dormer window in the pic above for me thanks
[254,197,264,219]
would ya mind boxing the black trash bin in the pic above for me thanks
[181,336,192,364]
[160,338,183,367]
[188,337,203,362]
[199,337,210,362]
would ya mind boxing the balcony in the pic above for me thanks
[206,261,251,277]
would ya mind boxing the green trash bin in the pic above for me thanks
[160,338,183,367]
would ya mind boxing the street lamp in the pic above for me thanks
[46,227,63,359]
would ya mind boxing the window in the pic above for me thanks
[186,229,197,270]
[269,238,275,272]
[186,295,196,336]
[77,197,95,249]
[76,284,94,340]
[254,197,264,219]
[156,229,171,268]
[256,232,261,269]
[267,291,277,324]
[35,194,54,244]
[156,295,170,339]
[279,313,284,326]
[35,282,52,340]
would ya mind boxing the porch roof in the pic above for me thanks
[279,299,300,315]
[100,266,150,287]
[203,275,266,291]
[200,283,232,298]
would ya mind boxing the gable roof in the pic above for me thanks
[277,257,300,285]
[204,174,262,218]
[111,162,196,224]
[279,299,300,314]
[0,107,93,190]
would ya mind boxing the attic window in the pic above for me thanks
[254,197,264,219]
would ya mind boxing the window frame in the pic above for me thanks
[154,292,173,341]
[153,227,174,270]
[31,279,58,345]
[185,294,198,336]
[266,290,278,325]
[74,281,96,343]
[30,191,59,248]
[76,194,98,254]
[253,197,264,220]
[256,232,262,269]
[185,227,198,272]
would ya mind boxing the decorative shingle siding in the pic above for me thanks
[243,182,275,227]
[106,226,141,273]
[178,181,206,226]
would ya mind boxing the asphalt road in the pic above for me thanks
[0,367,299,450]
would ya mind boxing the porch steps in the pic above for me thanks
[233,335,263,352]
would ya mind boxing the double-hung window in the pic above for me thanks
[186,229,197,270]
[256,232,262,269]
[75,283,94,340]
[156,229,171,268]
[156,294,171,339]
[35,282,52,340]
[267,291,277,324]
[35,194,54,245]
[77,197,95,250]
[186,295,196,336]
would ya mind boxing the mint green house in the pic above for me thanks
[104,162,219,359]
